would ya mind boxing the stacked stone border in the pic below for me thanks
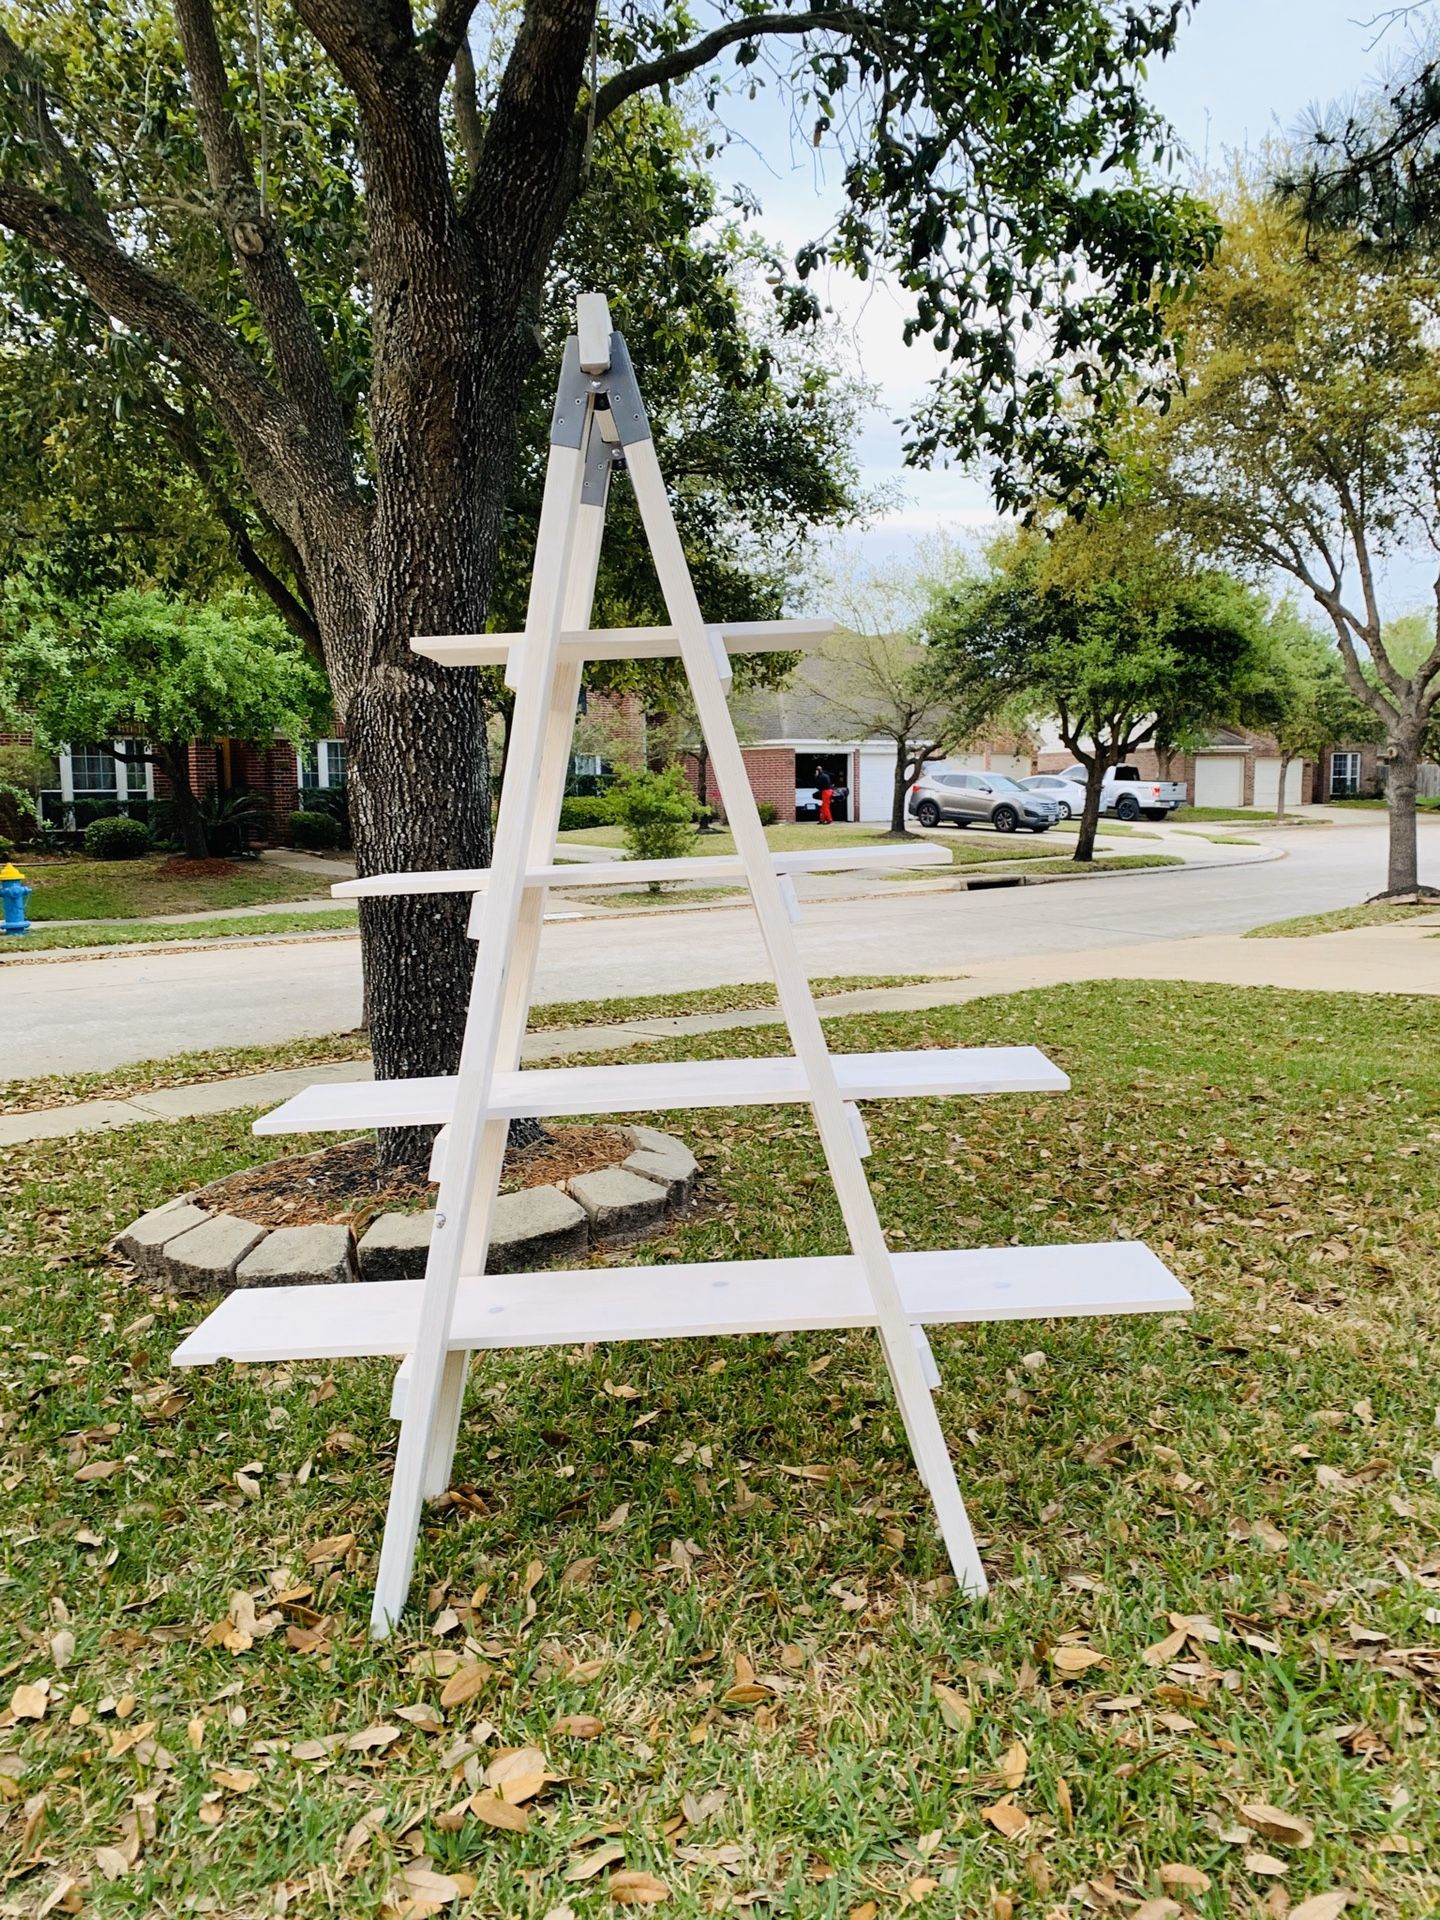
[115,1124,698,1296]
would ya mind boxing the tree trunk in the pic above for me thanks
[890,745,914,836]
[1382,736,1423,897]
[160,743,209,859]
[1275,754,1290,823]
[1072,760,1107,862]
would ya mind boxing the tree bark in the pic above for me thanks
[1383,737,1422,896]
[1275,754,1290,823]
[158,742,209,859]
[1072,769,1106,862]
[890,743,915,836]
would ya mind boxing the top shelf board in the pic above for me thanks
[332,842,950,901]
[412,617,833,668]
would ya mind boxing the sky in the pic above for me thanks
[698,0,1432,603]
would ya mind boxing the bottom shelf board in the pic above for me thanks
[172,1239,1191,1368]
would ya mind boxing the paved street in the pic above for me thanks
[6,814,1436,1079]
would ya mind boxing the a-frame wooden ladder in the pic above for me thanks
[173,296,1190,1636]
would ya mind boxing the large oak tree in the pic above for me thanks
[0,0,1213,1161]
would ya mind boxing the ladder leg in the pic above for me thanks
[370,425,592,1638]
[622,434,990,1599]
[407,484,611,1515]
[422,1351,469,1498]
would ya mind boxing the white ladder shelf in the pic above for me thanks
[171,296,1191,1635]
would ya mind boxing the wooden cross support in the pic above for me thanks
[171,296,1191,1636]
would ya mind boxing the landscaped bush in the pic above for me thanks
[287,808,343,850]
[559,793,618,831]
[83,814,151,860]
[609,765,698,891]
[756,801,779,826]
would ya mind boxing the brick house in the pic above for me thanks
[19,731,346,845]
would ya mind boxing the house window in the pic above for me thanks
[68,745,117,796]
[571,753,602,779]
[1330,751,1361,798]
[300,739,347,789]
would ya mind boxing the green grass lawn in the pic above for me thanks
[19,854,340,922]
[1173,831,1261,847]
[557,823,895,857]
[1327,796,1440,812]
[1177,808,1304,825]
[5,907,360,952]
[1245,902,1440,939]
[1002,853,1183,877]
[4,982,1436,1915]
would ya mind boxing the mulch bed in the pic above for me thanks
[195,1125,633,1233]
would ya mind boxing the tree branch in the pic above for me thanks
[170,0,351,468]
[431,0,484,81]
[0,24,110,230]
[452,34,485,178]
[140,385,326,661]
[588,6,866,130]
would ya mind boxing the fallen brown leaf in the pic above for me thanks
[1239,1802,1314,1849]
[609,1869,670,1905]
[1289,1895,1352,1920]
[565,1842,626,1882]
[553,1714,604,1740]
[981,1798,1030,1839]
[469,1792,529,1834]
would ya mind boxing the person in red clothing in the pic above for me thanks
[817,782,835,824]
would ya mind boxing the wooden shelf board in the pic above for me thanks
[332,842,949,901]
[251,1045,1069,1136]
[172,1239,1192,1367]
[413,617,832,668]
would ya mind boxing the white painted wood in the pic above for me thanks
[411,617,831,667]
[777,873,801,926]
[252,1045,1070,1136]
[913,1326,942,1390]
[575,292,613,373]
[368,423,595,1637]
[333,842,949,900]
[172,1240,1193,1367]
[623,433,992,1595]
[845,1103,872,1159]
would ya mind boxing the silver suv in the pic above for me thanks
[908,770,1058,834]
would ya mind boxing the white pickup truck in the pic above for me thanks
[1057,763,1188,821]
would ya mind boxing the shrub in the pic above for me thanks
[305,781,351,847]
[757,801,779,826]
[83,814,151,860]
[559,793,618,831]
[609,765,698,891]
[288,808,343,850]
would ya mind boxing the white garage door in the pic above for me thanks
[987,753,1030,779]
[1193,754,1245,807]
[1252,756,1303,809]
[857,749,896,824]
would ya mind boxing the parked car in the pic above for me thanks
[1019,773,1087,819]
[1052,763,1188,821]
[908,770,1058,833]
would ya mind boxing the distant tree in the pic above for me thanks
[934,522,1267,860]
[7,589,328,857]
[1153,175,1440,897]
[1242,604,1379,818]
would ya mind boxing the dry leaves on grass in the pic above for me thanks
[1290,1895,1352,1920]
[1051,1645,1106,1676]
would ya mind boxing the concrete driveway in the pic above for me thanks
[5,813,1435,1080]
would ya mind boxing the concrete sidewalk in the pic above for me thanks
[5,917,1437,1148]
